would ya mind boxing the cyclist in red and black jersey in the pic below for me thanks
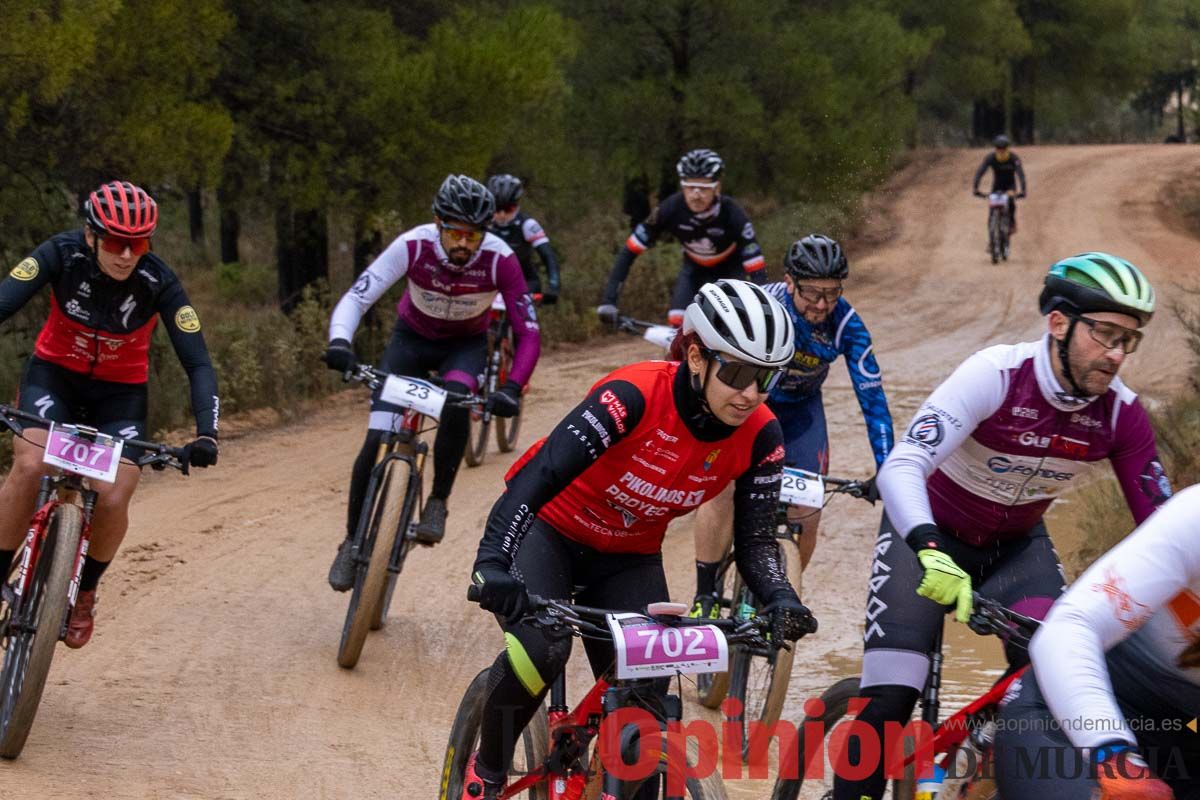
[461,280,815,800]
[0,181,219,648]
[597,149,767,327]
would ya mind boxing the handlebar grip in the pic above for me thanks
[467,584,481,603]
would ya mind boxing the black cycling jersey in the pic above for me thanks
[973,152,1027,194]
[487,212,561,295]
[0,230,219,437]
[601,192,766,306]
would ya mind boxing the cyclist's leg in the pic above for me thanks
[976,522,1063,670]
[85,379,149,565]
[993,668,1090,800]
[833,511,948,800]
[691,484,732,612]
[667,259,701,327]
[475,520,577,785]
[1008,195,1017,234]
[776,393,830,570]
[429,331,488,501]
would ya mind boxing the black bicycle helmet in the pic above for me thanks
[993,134,1011,148]
[676,148,724,180]
[432,174,495,226]
[486,174,524,208]
[784,234,849,280]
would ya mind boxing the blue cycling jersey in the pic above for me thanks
[764,283,894,468]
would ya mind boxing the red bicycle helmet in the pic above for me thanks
[84,181,158,237]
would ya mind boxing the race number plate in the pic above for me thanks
[988,192,1009,207]
[43,424,123,484]
[780,466,824,508]
[380,376,447,420]
[643,325,678,350]
[607,613,728,679]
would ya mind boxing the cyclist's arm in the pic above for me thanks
[1031,485,1200,750]
[494,253,541,386]
[836,304,894,468]
[158,280,220,438]
[601,207,663,306]
[1108,392,1172,524]
[521,217,561,291]
[876,351,1006,546]
[0,241,59,324]
[472,380,646,574]
[733,207,767,283]
[328,233,411,342]
[1014,156,1027,194]
[731,419,795,603]
[971,155,991,193]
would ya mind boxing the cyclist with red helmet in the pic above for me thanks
[460,280,815,800]
[0,180,220,648]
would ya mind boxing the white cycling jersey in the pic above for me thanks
[1031,484,1200,749]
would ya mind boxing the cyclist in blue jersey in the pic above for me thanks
[690,234,892,615]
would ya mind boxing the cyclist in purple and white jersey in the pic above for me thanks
[994,485,1199,800]
[323,175,541,589]
[833,252,1171,800]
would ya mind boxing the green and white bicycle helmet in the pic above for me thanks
[1038,252,1155,328]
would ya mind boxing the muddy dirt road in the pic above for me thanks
[5,145,1199,799]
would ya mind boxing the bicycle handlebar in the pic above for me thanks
[343,363,486,408]
[968,593,1040,647]
[0,404,189,474]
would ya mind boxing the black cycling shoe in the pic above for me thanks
[328,539,356,592]
[414,497,447,545]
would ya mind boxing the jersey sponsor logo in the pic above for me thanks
[742,222,755,240]
[33,395,54,417]
[77,280,91,298]
[791,352,822,370]
[857,380,883,391]
[863,530,894,642]
[351,272,372,297]
[1070,412,1102,429]
[605,485,671,520]
[119,296,138,328]
[654,428,679,443]
[616,471,705,507]
[1139,459,1171,506]
[925,403,964,430]
[9,257,38,281]
[986,456,1073,481]
[118,425,139,440]
[703,448,722,471]
[1011,406,1039,419]
[581,409,612,447]
[906,414,944,448]
[688,472,720,483]
[631,455,667,475]
[173,304,201,333]
[599,390,628,434]
[639,440,679,463]
[758,444,784,466]
[753,473,781,485]
[1049,435,1088,459]
[64,298,87,320]
[1092,567,1152,632]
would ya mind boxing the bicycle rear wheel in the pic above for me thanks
[495,327,523,453]
[369,454,422,631]
[337,457,409,669]
[440,667,548,800]
[0,503,82,758]
[465,348,497,468]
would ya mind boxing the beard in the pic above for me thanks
[1068,350,1120,395]
[447,247,472,266]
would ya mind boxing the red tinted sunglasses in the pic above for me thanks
[99,235,151,256]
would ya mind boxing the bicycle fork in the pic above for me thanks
[600,685,685,800]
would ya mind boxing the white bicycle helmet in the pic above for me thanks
[683,280,794,368]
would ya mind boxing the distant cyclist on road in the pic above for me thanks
[323,175,541,589]
[833,252,1171,800]
[597,148,766,327]
[689,235,893,618]
[486,174,561,304]
[463,280,814,800]
[0,180,220,648]
[972,134,1027,234]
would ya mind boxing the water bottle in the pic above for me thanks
[915,762,946,800]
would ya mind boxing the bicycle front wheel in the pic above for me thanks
[988,210,1001,264]
[440,667,548,800]
[696,556,737,710]
[726,572,794,761]
[369,454,422,631]
[0,503,82,758]
[337,457,409,669]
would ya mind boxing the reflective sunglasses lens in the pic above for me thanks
[441,224,483,243]
[101,236,150,255]
[716,361,780,393]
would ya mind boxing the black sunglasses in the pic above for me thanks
[704,349,783,393]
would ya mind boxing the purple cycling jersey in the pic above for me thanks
[329,223,540,385]
[879,336,1170,547]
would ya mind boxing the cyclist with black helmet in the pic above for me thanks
[0,180,220,648]
[597,148,767,327]
[833,252,1171,800]
[460,279,815,800]
[485,174,562,304]
[323,175,541,586]
[972,134,1027,234]
[689,234,893,616]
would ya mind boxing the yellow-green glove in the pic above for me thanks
[916,549,973,623]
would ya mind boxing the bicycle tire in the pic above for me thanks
[440,667,548,800]
[0,503,82,758]
[988,210,1001,264]
[337,458,409,669]
[684,770,730,799]
[465,346,497,468]
[369,452,422,631]
[495,327,522,453]
[726,571,793,761]
[696,556,737,710]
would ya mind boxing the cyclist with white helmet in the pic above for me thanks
[461,280,815,800]
[597,148,767,327]
[834,252,1171,800]
[689,234,893,617]
[486,174,562,304]
[323,175,541,587]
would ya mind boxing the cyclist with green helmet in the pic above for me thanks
[832,252,1171,800]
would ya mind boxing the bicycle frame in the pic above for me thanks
[11,476,96,618]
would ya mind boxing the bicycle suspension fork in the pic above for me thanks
[919,625,945,727]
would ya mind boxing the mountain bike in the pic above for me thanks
[441,591,782,799]
[695,471,873,761]
[0,405,187,758]
[770,594,1039,800]
[976,191,1022,265]
[465,293,541,467]
[615,316,678,356]
[335,364,483,669]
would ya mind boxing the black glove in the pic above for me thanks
[973,190,985,198]
[596,304,619,325]
[475,569,529,623]
[183,436,219,468]
[860,475,880,505]
[487,380,522,418]
[322,338,357,373]
[542,280,560,305]
[765,591,817,646]
[1017,192,1027,198]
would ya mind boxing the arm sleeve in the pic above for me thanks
[1014,157,1027,193]
[601,207,662,305]
[732,420,794,603]
[876,351,1007,540]
[1109,396,1172,524]
[158,281,220,438]
[472,379,646,575]
[0,242,59,325]
[972,155,991,192]
[533,242,561,289]
[328,234,411,342]
[495,254,541,386]
[837,308,894,468]
[736,214,766,278]
[1031,485,1200,749]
